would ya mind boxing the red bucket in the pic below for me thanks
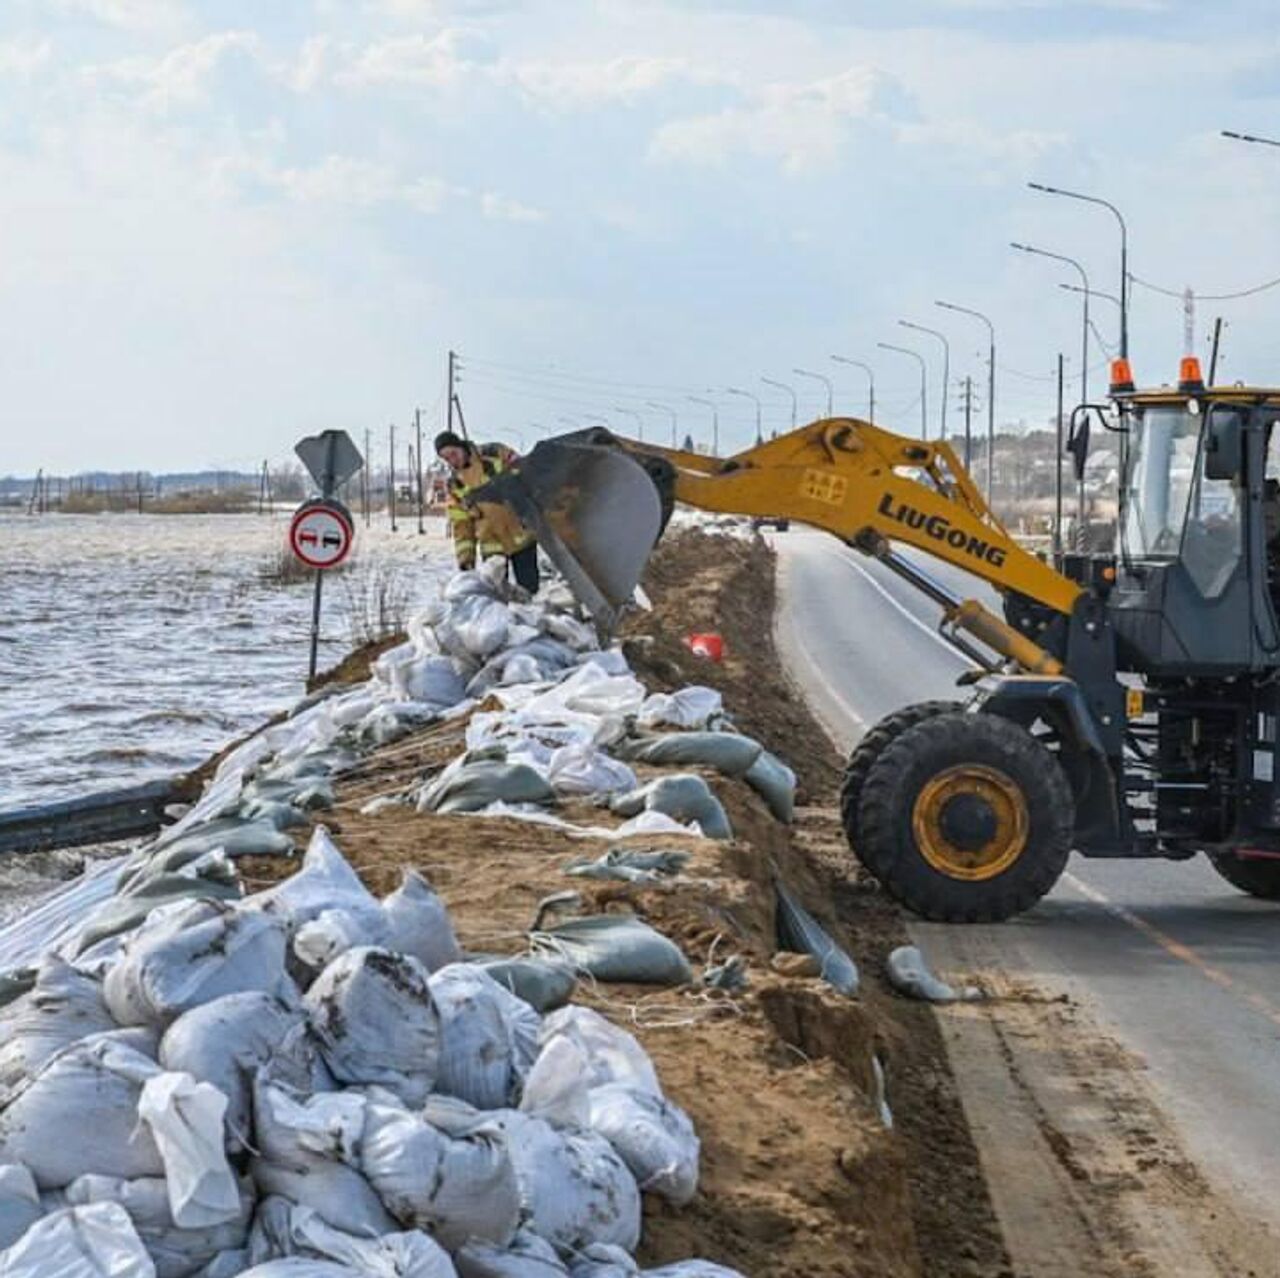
[686,632,725,662]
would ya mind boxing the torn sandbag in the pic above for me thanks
[455,1228,568,1278]
[636,687,724,731]
[159,992,304,1154]
[428,965,540,1109]
[531,914,693,986]
[0,955,116,1096]
[610,775,731,841]
[0,1035,166,1187]
[477,957,576,1014]
[0,1164,41,1251]
[0,1202,156,1278]
[104,901,295,1028]
[492,1109,641,1257]
[417,758,556,815]
[885,945,981,1004]
[571,848,690,882]
[361,1096,520,1251]
[63,1175,254,1278]
[774,880,859,997]
[293,907,391,973]
[303,947,440,1105]
[382,871,461,973]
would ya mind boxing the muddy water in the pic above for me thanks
[0,511,453,811]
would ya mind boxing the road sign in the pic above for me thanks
[295,430,363,497]
[289,499,354,570]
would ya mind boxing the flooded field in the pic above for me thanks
[0,511,453,811]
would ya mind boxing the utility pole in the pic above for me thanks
[447,351,457,436]
[389,424,398,532]
[414,408,426,534]
[960,376,975,471]
[1054,354,1065,567]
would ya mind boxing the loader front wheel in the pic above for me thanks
[1208,853,1280,900]
[857,711,1073,922]
[840,700,963,852]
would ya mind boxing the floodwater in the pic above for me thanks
[0,511,453,812]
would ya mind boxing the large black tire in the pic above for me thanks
[840,701,963,852]
[857,711,1074,922]
[1208,854,1280,900]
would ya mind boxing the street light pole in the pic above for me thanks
[612,406,645,442]
[831,356,875,422]
[935,300,996,501]
[687,396,719,456]
[761,378,798,433]
[724,387,763,445]
[646,401,678,447]
[793,367,834,417]
[1028,181,1129,361]
[1010,241,1091,409]
[877,342,928,440]
[1222,129,1280,149]
[898,320,950,440]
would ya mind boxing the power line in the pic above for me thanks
[1128,270,1280,302]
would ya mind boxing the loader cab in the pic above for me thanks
[1103,364,1280,675]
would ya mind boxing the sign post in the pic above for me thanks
[290,431,364,681]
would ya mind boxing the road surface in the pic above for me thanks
[775,527,1280,1277]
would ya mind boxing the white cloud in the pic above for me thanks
[335,27,496,89]
[86,31,261,112]
[0,38,53,80]
[650,66,900,172]
[481,191,545,222]
[51,0,185,34]
[505,55,718,109]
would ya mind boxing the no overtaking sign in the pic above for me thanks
[289,499,354,570]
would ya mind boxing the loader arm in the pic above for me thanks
[479,420,1083,673]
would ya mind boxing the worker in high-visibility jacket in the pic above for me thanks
[434,430,540,594]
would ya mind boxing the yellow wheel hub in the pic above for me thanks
[912,763,1029,882]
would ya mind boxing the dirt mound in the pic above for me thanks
[240,527,1009,1277]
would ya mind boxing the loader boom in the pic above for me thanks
[481,419,1082,674]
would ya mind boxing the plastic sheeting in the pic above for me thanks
[774,880,858,997]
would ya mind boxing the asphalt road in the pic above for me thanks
[773,527,1280,1270]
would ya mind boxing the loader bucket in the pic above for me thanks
[474,433,667,637]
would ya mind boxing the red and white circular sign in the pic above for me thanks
[289,499,355,570]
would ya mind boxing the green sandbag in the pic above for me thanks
[531,915,693,986]
[418,761,555,815]
[611,775,732,841]
[619,731,762,776]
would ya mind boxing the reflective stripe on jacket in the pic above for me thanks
[445,443,534,568]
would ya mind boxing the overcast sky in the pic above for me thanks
[0,0,1277,474]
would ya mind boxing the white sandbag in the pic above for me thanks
[885,945,981,1004]
[251,1084,395,1239]
[427,965,540,1109]
[535,1008,661,1096]
[550,665,646,719]
[454,1229,568,1278]
[298,1212,457,1278]
[566,1248,633,1278]
[303,948,440,1105]
[546,746,637,798]
[160,993,304,1152]
[0,955,116,1096]
[0,1202,156,1278]
[104,901,294,1028]
[382,872,461,973]
[391,655,468,707]
[0,1035,164,1187]
[442,597,512,659]
[294,908,391,972]
[360,1099,520,1252]
[238,1262,354,1276]
[644,1265,750,1277]
[193,1250,249,1277]
[63,1175,254,1278]
[518,1035,590,1130]
[356,703,441,748]
[586,1084,699,1205]
[0,1164,41,1250]
[493,1111,640,1256]
[249,828,385,943]
[137,1073,239,1229]
[636,687,723,730]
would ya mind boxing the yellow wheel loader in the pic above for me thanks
[477,359,1280,922]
